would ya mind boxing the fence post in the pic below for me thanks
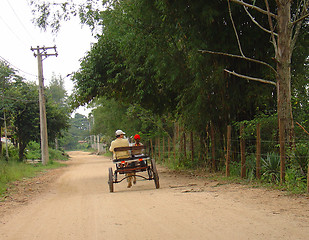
[256,123,261,179]
[211,123,216,172]
[240,124,246,178]
[226,125,231,177]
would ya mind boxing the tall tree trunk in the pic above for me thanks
[276,0,294,183]
[277,1,294,142]
[18,140,26,162]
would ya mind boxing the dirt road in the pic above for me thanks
[0,151,308,240]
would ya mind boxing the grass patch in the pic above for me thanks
[103,151,112,157]
[0,160,65,197]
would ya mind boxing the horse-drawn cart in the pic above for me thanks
[108,145,159,192]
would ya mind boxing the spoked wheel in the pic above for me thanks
[151,158,160,189]
[108,167,114,192]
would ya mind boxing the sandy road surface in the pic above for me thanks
[0,151,308,240]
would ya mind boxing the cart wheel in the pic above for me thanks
[151,159,160,189]
[108,167,114,192]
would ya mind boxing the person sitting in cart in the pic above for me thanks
[130,134,145,185]
[132,134,144,157]
[109,129,130,159]
[109,129,134,188]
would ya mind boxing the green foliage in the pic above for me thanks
[284,167,307,194]
[245,154,257,180]
[69,0,285,148]
[3,145,19,162]
[230,160,241,177]
[48,148,69,161]
[1,63,70,161]
[61,113,90,150]
[292,143,309,174]
[261,153,280,183]
[25,141,41,160]
[91,98,139,138]
[229,155,256,180]
[47,74,69,107]
[5,141,70,162]
[89,97,174,145]
[233,114,278,156]
[46,75,71,145]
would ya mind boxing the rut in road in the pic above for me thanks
[0,151,308,240]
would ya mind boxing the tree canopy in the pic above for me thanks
[1,61,70,160]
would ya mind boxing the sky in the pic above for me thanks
[0,0,96,116]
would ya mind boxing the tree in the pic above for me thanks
[62,113,89,150]
[10,79,71,161]
[208,0,309,182]
[0,61,17,158]
[10,80,41,161]
[46,74,71,149]
[47,74,68,107]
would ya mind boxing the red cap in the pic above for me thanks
[134,134,140,140]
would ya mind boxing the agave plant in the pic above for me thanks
[261,152,280,183]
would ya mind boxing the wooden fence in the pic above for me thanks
[149,123,309,193]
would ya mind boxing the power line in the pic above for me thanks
[0,15,25,44]
[0,55,38,78]
[6,0,36,43]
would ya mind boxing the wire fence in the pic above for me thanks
[147,123,309,192]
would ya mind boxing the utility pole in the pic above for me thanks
[31,46,58,165]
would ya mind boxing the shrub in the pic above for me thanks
[261,152,280,183]
[285,167,307,193]
[291,143,309,176]
[246,154,257,180]
[25,141,41,160]
[48,148,68,161]
[25,141,69,162]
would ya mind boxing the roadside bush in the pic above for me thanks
[2,145,19,162]
[25,141,41,160]
[25,141,69,162]
[49,148,68,162]
[230,160,241,176]
[245,154,257,180]
[291,143,309,176]
[285,167,307,194]
[228,154,256,180]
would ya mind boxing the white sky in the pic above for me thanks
[0,0,96,116]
